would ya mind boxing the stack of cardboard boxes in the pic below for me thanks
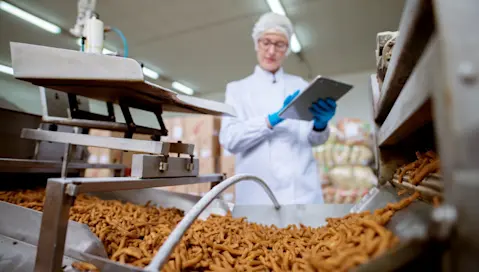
[84,115,236,202]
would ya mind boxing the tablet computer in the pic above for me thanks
[278,76,353,121]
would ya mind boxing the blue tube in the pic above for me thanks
[110,27,128,58]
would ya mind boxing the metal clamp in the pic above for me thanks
[158,155,169,172]
[186,155,195,172]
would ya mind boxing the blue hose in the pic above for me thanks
[110,27,128,57]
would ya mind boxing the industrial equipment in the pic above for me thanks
[0,0,478,271]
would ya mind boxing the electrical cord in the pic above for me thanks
[109,27,128,57]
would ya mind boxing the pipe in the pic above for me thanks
[110,27,128,57]
[144,174,280,271]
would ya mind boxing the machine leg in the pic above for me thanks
[152,107,168,141]
[60,144,71,178]
[34,180,74,272]
[120,103,136,139]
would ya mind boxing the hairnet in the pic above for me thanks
[252,12,293,54]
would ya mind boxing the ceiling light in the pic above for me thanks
[264,0,303,53]
[265,0,286,15]
[0,1,61,34]
[142,67,159,80]
[290,34,302,53]
[0,64,14,75]
[172,81,194,95]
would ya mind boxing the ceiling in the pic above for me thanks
[0,0,405,97]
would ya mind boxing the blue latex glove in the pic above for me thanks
[310,98,336,131]
[268,90,300,127]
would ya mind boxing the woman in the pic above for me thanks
[219,12,337,205]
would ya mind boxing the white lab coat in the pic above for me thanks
[219,65,329,205]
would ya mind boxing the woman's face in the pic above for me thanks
[256,33,289,73]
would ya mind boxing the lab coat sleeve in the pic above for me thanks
[308,125,330,146]
[219,83,272,154]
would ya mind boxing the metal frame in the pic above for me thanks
[432,0,479,270]
[38,87,166,138]
[34,174,224,271]
[21,128,194,155]
[365,0,479,270]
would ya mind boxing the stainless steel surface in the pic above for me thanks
[355,238,430,272]
[35,181,74,272]
[91,188,230,220]
[29,174,223,271]
[0,201,107,259]
[10,42,236,116]
[378,36,437,146]
[0,108,41,160]
[60,174,224,194]
[351,184,432,240]
[21,128,170,154]
[0,158,124,172]
[145,174,280,271]
[131,155,199,178]
[61,143,72,178]
[429,204,457,241]
[21,128,195,157]
[70,251,143,272]
[0,107,87,164]
[433,0,479,270]
[41,115,164,136]
[232,204,353,228]
[0,234,78,272]
[375,0,434,123]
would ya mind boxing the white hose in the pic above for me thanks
[145,174,280,271]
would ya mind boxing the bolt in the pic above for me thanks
[458,62,477,85]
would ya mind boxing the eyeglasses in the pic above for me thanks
[258,38,289,52]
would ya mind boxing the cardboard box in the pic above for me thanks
[84,129,124,177]
[183,116,221,159]
[163,117,185,142]
[220,156,235,178]
[120,133,152,168]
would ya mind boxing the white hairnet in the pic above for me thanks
[252,12,293,53]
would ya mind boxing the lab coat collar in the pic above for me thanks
[254,65,284,83]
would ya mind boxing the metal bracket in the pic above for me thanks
[186,155,195,172]
[67,93,112,122]
[119,102,136,139]
[152,106,168,141]
[158,155,169,172]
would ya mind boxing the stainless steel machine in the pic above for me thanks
[0,88,125,179]
[1,0,478,271]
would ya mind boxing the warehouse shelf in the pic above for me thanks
[377,36,438,147]
[375,0,434,124]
